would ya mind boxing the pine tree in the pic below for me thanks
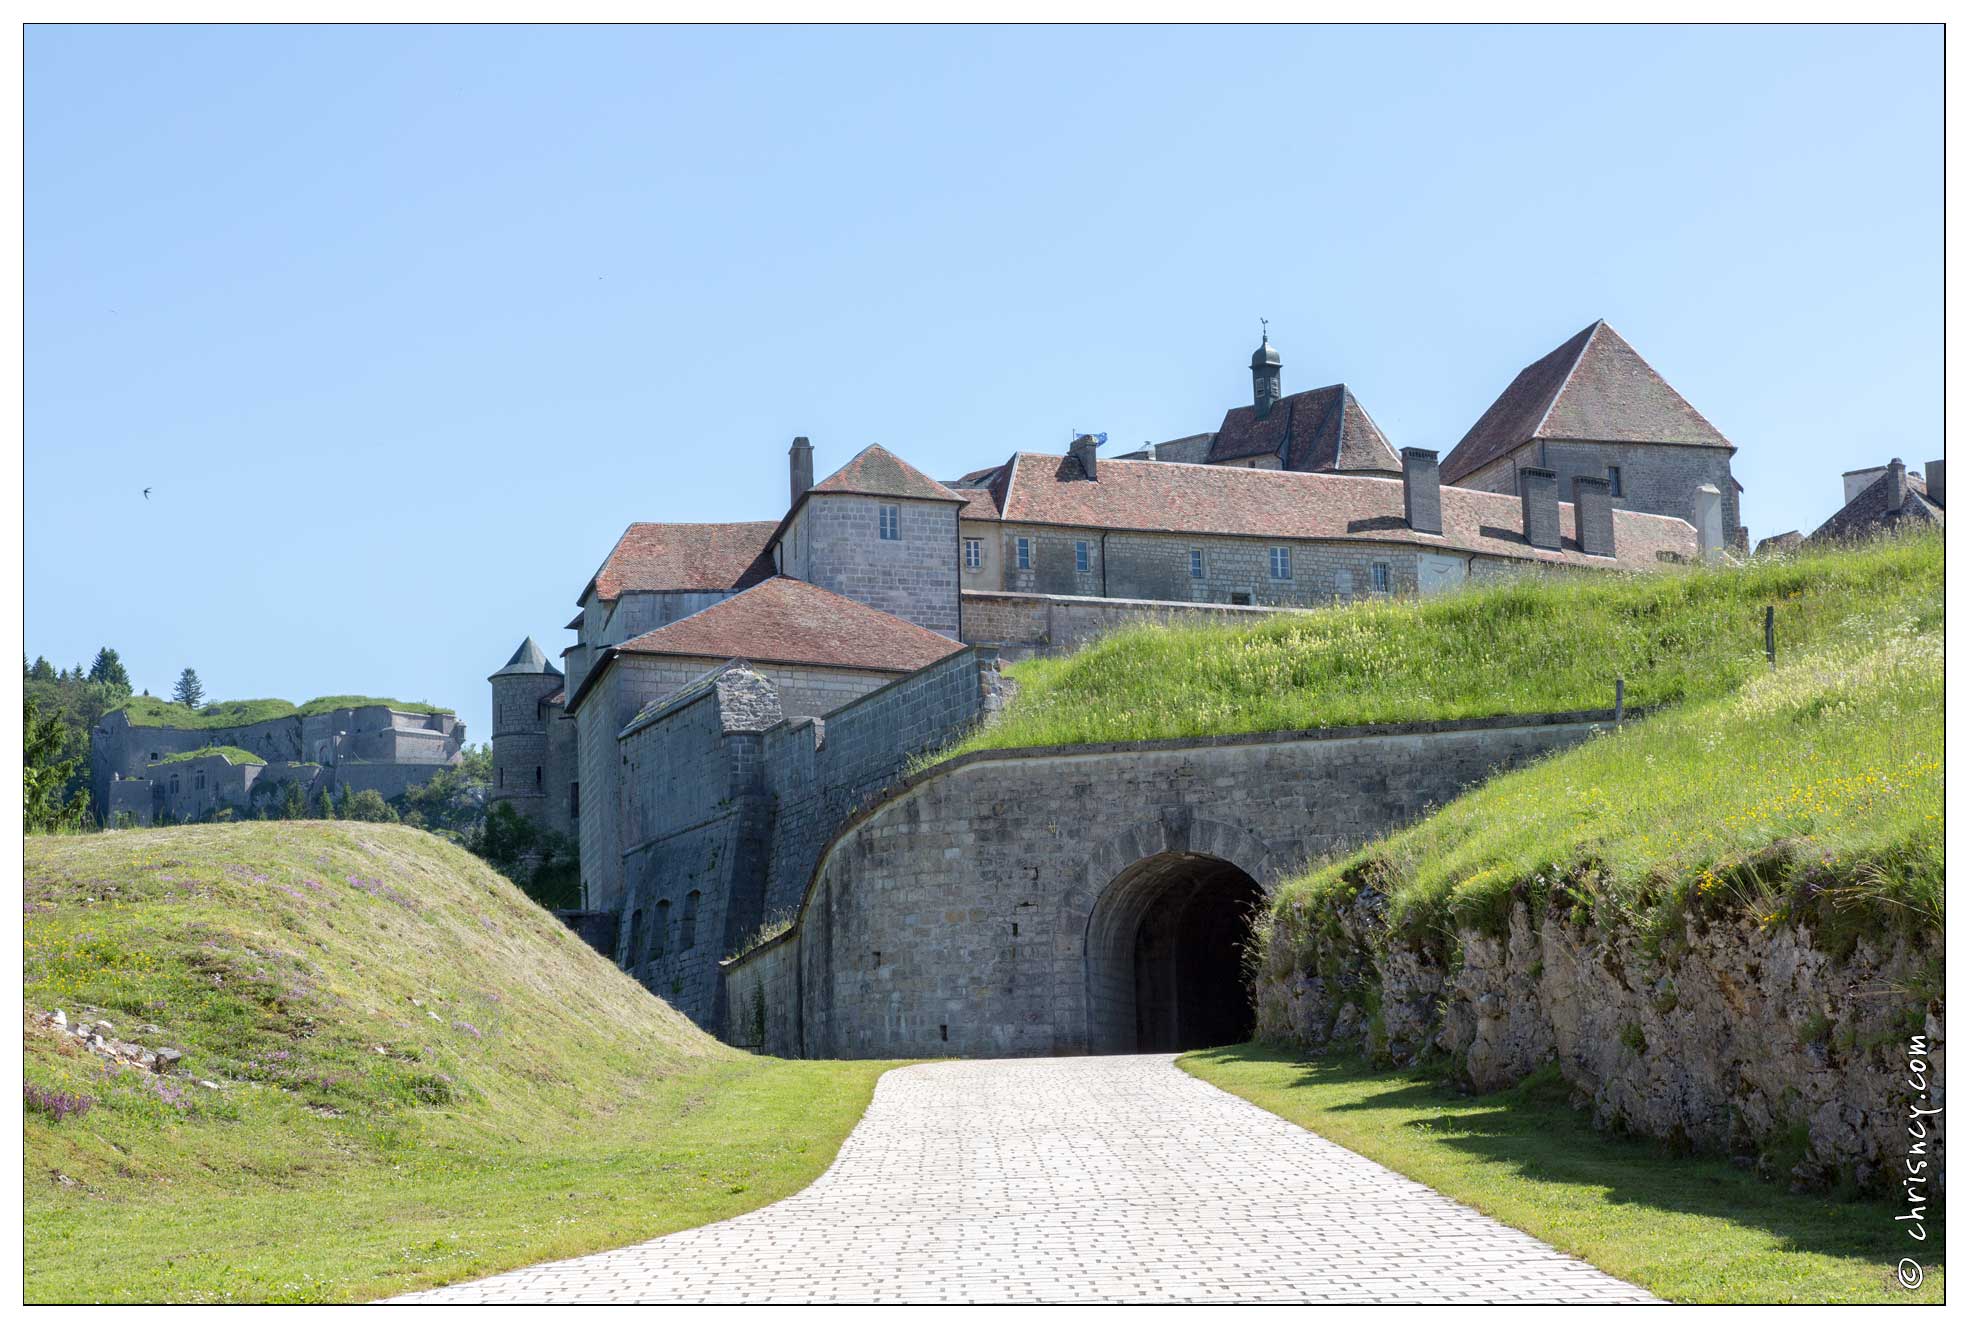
[24,696,89,832]
[316,788,336,820]
[171,667,205,710]
[26,656,52,681]
[87,647,131,693]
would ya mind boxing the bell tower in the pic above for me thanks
[1251,320,1282,418]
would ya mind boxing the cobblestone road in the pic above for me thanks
[391,1055,1656,1304]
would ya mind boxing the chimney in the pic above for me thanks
[1692,483,1724,560]
[1886,458,1907,511]
[1400,447,1442,535]
[1070,434,1098,481]
[1925,458,1944,507]
[1572,474,1615,558]
[788,437,814,506]
[1518,467,1559,549]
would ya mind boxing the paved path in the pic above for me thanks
[392,1055,1656,1304]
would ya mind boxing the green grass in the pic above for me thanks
[1268,617,1942,952]
[111,696,451,731]
[24,823,896,1303]
[151,746,266,767]
[1181,1046,1942,1304]
[954,533,1940,754]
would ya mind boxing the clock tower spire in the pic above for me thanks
[1251,320,1282,418]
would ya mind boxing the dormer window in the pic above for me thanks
[878,504,900,541]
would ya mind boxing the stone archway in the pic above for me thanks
[1084,850,1266,1054]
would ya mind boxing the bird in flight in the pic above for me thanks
[143,488,151,500]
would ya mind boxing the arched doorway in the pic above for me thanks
[1084,851,1265,1054]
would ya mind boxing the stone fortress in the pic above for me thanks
[492,320,1741,1050]
[94,701,468,826]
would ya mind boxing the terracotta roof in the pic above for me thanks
[1204,385,1399,473]
[952,486,1002,521]
[613,577,966,673]
[950,462,1008,487]
[1441,321,1732,484]
[987,452,1695,570]
[1810,468,1944,543]
[1116,433,1215,465]
[810,444,964,504]
[583,521,780,603]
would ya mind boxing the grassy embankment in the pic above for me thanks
[150,746,266,767]
[25,823,897,1303]
[112,695,451,729]
[951,533,1941,753]
[1180,1048,1942,1304]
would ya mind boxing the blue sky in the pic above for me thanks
[26,24,1940,740]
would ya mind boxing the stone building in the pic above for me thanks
[495,321,1734,1043]
[1434,320,1746,550]
[1809,456,1944,543]
[94,701,467,826]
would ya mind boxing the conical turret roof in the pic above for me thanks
[490,636,562,679]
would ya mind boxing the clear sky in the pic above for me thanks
[26,23,1941,741]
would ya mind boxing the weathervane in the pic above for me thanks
[1260,316,1269,342]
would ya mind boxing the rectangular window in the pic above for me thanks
[963,538,982,570]
[1606,465,1623,497]
[1189,549,1204,579]
[1016,536,1031,570]
[1270,546,1292,580]
[535,765,543,788]
[569,782,580,818]
[1372,562,1391,593]
[496,767,504,788]
[1074,540,1090,572]
[878,504,900,540]
[1230,591,1255,606]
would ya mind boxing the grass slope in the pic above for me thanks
[24,823,895,1303]
[151,746,266,767]
[1269,615,1942,954]
[112,696,450,731]
[1181,1047,1942,1304]
[956,534,1940,754]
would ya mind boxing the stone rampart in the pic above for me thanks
[727,712,1619,1060]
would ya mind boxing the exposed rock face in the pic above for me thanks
[1256,891,1944,1194]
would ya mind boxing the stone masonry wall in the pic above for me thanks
[989,523,1428,608]
[759,648,985,921]
[803,494,961,636]
[721,930,801,1056]
[756,714,1613,1059]
[1464,440,1740,548]
[961,591,1306,660]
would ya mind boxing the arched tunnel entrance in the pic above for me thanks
[1084,851,1266,1054]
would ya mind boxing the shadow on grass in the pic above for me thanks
[1185,1042,1942,1271]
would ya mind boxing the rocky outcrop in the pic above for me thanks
[1257,891,1944,1194]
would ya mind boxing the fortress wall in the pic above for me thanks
[759,648,985,922]
[90,712,304,815]
[961,590,1301,660]
[616,681,773,1029]
[720,929,801,1056]
[331,762,454,800]
[762,713,1616,1059]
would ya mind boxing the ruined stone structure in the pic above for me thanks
[94,702,467,826]
[496,321,1737,1046]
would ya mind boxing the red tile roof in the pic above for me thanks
[613,577,966,673]
[811,444,965,504]
[1208,384,1400,473]
[1441,321,1732,484]
[976,452,1695,570]
[952,486,1002,521]
[583,521,780,603]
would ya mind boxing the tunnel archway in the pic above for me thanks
[1084,851,1265,1054]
